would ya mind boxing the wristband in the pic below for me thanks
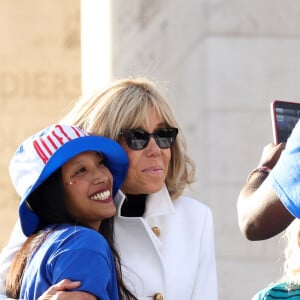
[247,166,271,182]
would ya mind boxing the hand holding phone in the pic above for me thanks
[271,100,300,144]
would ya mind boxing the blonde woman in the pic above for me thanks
[0,78,218,300]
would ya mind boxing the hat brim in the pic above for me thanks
[19,135,128,236]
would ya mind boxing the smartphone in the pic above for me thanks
[271,100,300,144]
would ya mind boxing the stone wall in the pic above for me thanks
[0,0,81,247]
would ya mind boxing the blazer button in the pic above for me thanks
[151,226,160,237]
[153,293,163,300]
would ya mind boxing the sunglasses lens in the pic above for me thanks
[121,128,178,150]
[126,129,148,150]
[155,128,178,149]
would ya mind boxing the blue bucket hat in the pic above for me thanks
[9,124,128,236]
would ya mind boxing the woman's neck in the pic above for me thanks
[121,194,147,217]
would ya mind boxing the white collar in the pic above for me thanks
[114,185,175,218]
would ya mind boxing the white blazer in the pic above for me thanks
[0,186,218,300]
[114,185,218,300]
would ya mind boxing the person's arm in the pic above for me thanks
[37,280,96,300]
[36,229,118,300]
[237,143,294,240]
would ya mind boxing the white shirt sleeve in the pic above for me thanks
[191,207,218,300]
[0,219,26,299]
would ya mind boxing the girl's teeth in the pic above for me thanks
[90,190,110,201]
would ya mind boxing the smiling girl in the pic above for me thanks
[5,124,136,300]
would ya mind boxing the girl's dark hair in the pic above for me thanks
[6,168,137,299]
[28,168,74,229]
[100,218,137,299]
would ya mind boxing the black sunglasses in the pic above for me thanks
[119,127,178,150]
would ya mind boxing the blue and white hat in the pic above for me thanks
[9,124,129,236]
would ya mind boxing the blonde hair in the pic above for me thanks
[62,78,195,199]
[281,219,300,287]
